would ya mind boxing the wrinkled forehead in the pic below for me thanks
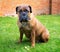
[18,5,30,11]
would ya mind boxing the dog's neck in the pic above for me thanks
[21,22,31,30]
[21,22,28,27]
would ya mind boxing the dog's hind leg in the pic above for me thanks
[41,30,49,42]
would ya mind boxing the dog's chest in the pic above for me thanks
[21,22,31,30]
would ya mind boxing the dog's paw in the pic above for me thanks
[31,44,35,47]
[16,40,22,44]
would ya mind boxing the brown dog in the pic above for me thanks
[16,5,49,47]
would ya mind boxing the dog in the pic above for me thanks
[16,5,49,47]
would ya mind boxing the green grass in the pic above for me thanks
[0,15,60,52]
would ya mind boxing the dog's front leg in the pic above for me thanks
[18,28,23,43]
[31,29,35,47]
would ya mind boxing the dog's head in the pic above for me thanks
[16,5,32,22]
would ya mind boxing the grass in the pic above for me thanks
[0,15,60,52]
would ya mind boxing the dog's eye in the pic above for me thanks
[24,10,29,12]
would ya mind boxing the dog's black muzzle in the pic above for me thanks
[19,17,29,22]
[19,12,30,22]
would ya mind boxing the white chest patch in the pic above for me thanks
[21,22,31,30]
[21,22,28,27]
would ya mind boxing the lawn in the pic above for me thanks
[0,15,60,52]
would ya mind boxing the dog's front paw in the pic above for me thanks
[31,44,35,47]
[16,40,22,44]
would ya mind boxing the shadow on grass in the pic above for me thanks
[15,39,31,46]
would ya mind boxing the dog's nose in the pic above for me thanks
[22,12,26,16]
[23,13,25,16]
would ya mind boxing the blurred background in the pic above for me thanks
[0,0,60,16]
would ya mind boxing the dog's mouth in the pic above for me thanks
[19,16,30,22]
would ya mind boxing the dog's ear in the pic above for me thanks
[28,6,32,13]
[16,6,19,14]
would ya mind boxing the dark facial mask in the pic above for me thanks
[19,12,30,22]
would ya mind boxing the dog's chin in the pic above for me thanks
[19,17,31,22]
[20,20,28,22]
